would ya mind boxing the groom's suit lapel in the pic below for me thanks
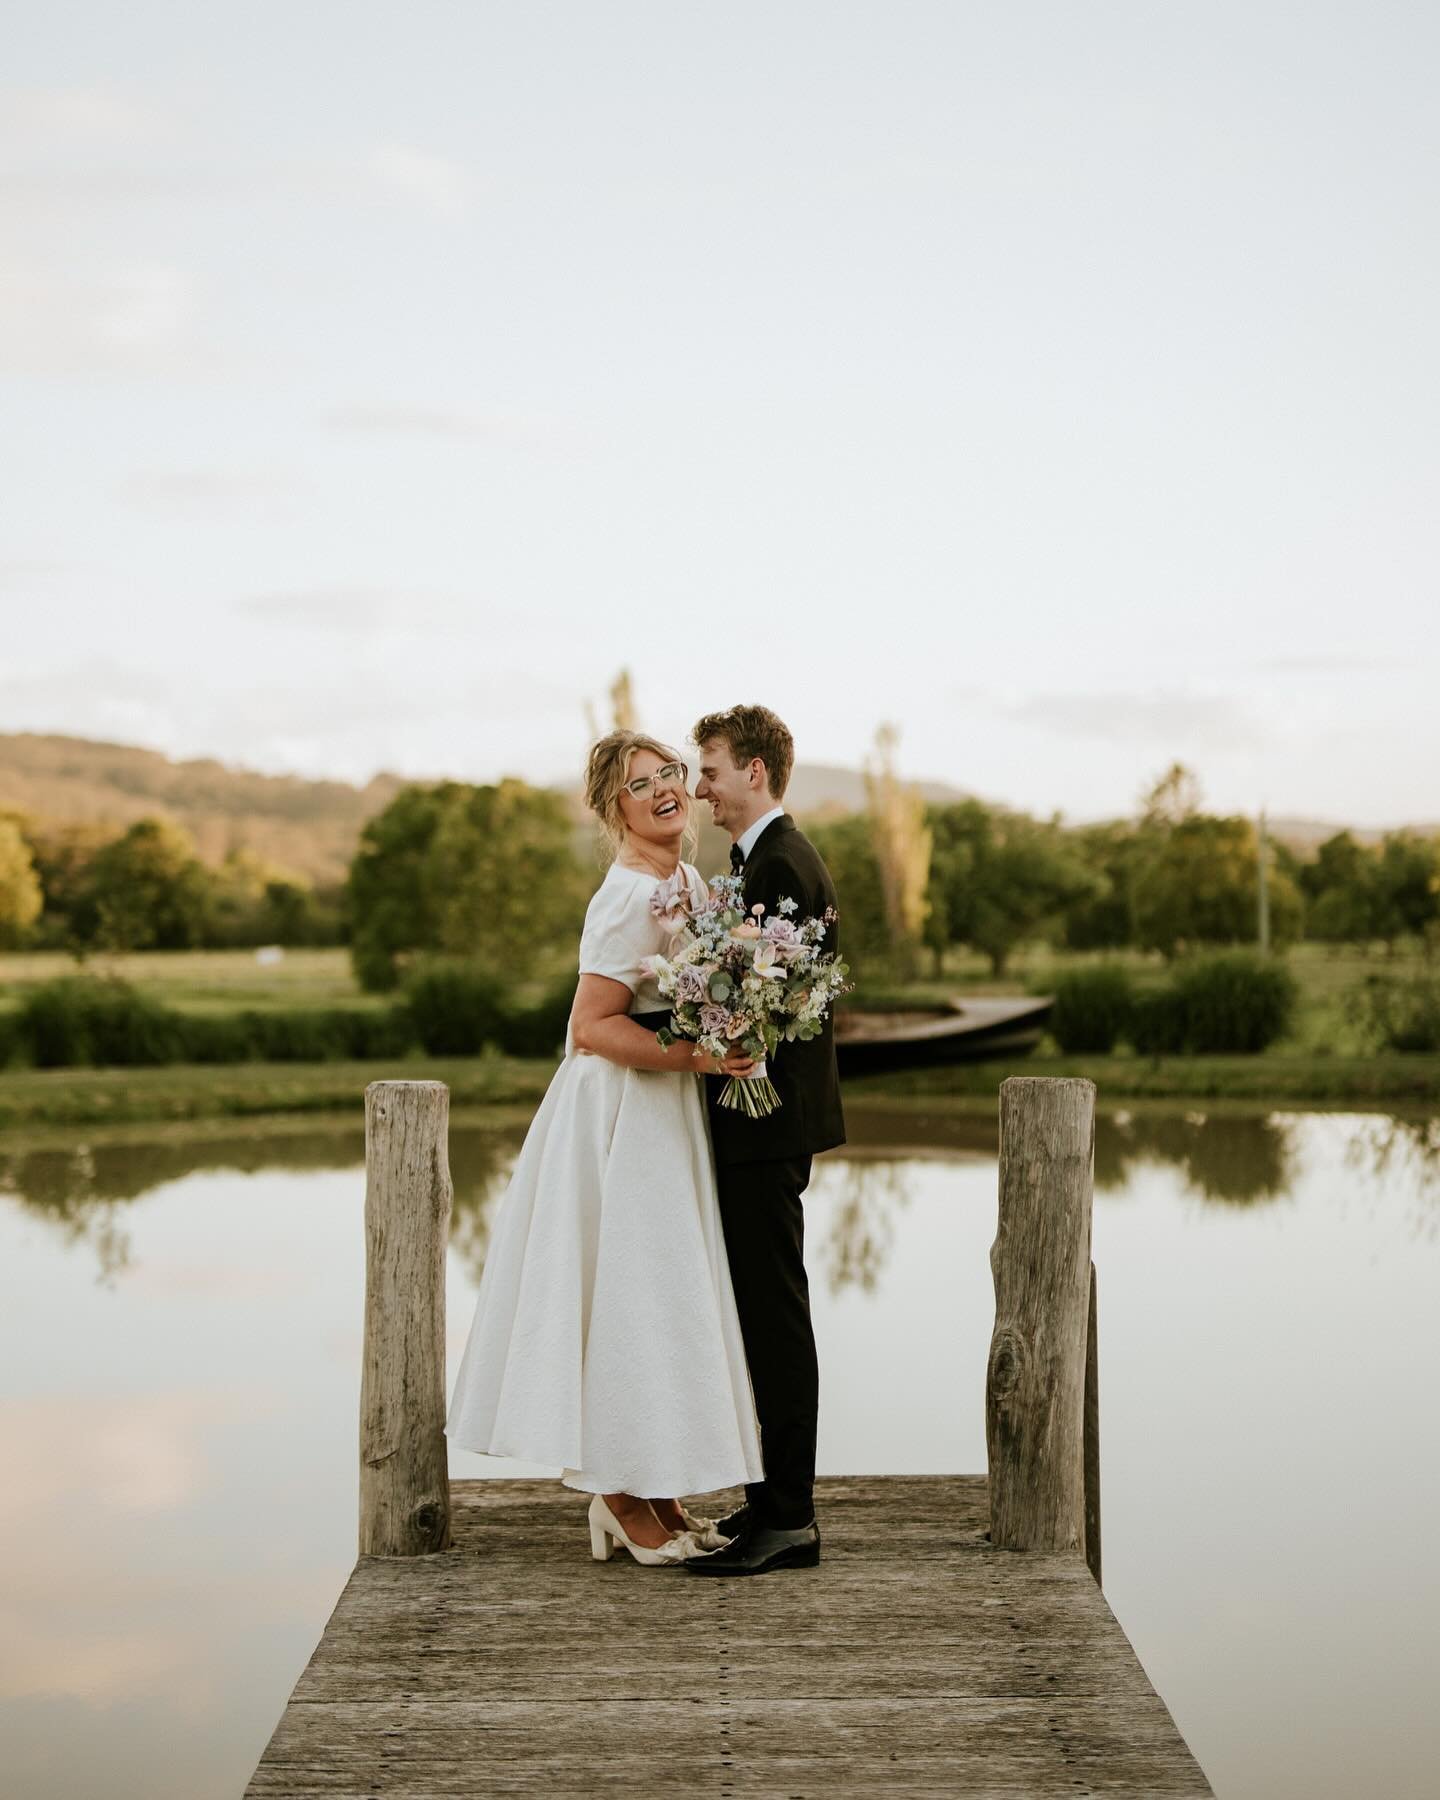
[741,813,795,901]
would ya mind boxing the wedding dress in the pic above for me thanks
[445,860,763,1498]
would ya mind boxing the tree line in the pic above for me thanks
[812,760,1440,979]
[4,762,1437,983]
[0,813,343,952]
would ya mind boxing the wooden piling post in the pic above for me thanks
[1084,1258,1102,1585]
[359,1080,453,1556]
[987,1075,1096,1562]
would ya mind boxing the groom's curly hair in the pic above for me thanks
[691,705,794,800]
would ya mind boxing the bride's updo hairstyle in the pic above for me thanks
[585,729,698,861]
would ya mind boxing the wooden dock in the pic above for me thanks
[246,1077,1213,1796]
[248,1474,1209,1796]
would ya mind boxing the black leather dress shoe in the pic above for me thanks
[714,1503,751,1541]
[684,1519,820,1577]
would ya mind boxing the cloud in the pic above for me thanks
[116,468,305,515]
[322,404,481,439]
[235,585,457,630]
[1,84,173,153]
[363,142,469,217]
[0,258,211,374]
[1003,690,1269,751]
[1253,653,1397,676]
[320,402,590,451]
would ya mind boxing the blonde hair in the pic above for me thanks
[584,729,698,861]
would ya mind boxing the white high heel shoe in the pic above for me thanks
[588,1495,704,1567]
[676,1503,734,1550]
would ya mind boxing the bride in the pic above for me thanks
[445,730,763,1564]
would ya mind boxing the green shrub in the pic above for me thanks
[501,976,578,1058]
[1045,965,1135,1053]
[1347,974,1440,1053]
[0,1010,24,1069]
[18,976,184,1067]
[1128,985,1191,1056]
[174,1012,257,1063]
[1170,951,1298,1053]
[405,961,512,1056]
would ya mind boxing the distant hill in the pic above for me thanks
[0,733,408,886]
[782,761,975,817]
[0,732,1425,887]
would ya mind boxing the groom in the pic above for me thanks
[685,704,845,1577]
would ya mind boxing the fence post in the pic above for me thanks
[986,1075,1096,1564]
[359,1080,453,1556]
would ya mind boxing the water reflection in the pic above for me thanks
[814,1160,911,1295]
[1098,1108,1296,1205]
[4,1104,1437,1290]
[0,1119,525,1288]
[2,1100,1440,1799]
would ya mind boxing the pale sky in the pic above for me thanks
[3,3,1435,826]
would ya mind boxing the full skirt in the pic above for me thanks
[445,1051,763,1497]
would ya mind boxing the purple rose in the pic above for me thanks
[699,1003,731,1037]
[675,965,708,1004]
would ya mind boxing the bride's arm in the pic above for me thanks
[569,975,752,1076]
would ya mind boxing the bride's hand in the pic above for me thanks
[688,1047,757,1078]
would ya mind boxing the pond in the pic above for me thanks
[1,1098,1438,1798]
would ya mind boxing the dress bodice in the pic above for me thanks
[577,861,707,1014]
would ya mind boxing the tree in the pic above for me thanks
[926,801,1100,976]
[1061,820,1146,951]
[1133,814,1302,957]
[346,784,459,991]
[1372,831,1440,954]
[863,724,931,979]
[346,779,587,992]
[1299,831,1382,947]
[0,818,43,947]
[805,814,891,976]
[429,780,589,976]
[1139,761,1203,828]
[79,818,213,951]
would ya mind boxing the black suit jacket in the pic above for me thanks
[704,814,846,1167]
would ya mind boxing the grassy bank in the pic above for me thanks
[1,1046,1434,1130]
[0,1053,558,1129]
[2,943,1436,1125]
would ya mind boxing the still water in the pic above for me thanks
[2,1099,1438,1798]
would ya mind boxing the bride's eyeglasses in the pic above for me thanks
[623,760,687,800]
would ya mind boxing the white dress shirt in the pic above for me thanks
[735,805,785,865]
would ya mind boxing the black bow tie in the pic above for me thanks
[729,842,745,874]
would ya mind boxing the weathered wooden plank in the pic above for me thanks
[247,1696,1210,1795]
[247,1476,1211,1797]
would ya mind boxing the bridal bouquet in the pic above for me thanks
[640,871,850,1118]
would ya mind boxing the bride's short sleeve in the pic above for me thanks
[577,876,657,993]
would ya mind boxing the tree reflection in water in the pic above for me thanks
[1096,1109,1297,1206]
[0,1116,528,1287]
[815,1158,912,1296]
[1341,1113,1440,1241]
[445,1123,526,1285]
[5,1102,1437,1286]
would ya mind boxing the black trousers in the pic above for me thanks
[715,1153,818,1529]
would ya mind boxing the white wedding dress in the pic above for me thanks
[445,860,763,1498]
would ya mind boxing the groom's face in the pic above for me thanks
[694,737,766,837]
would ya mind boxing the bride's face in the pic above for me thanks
[616,747,689,852]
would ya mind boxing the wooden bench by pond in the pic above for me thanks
[246,1077,1213,1796]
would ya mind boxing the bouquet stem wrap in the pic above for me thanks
[718,1058,779,1117]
